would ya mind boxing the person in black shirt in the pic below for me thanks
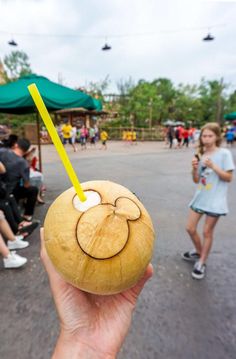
[0,138,38,221]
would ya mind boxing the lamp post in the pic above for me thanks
[148,98,153,130]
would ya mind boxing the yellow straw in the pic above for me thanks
[28,83,86,202]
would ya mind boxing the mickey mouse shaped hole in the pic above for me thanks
[73,190,102,212]
[77,197,141,259]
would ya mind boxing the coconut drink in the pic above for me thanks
[44,180,155,294]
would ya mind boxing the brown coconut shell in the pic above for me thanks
[44,180,155,295]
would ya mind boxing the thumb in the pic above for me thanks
[123,264,154,304]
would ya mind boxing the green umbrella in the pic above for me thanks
[0,74,100,114]
[0,74,103,171]
[224,112,236,120]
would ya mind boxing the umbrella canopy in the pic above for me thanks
[0,74,101,114]
[224,112,236,120]
[163,119,175,126]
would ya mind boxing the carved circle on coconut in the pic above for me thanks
[76,197,141,259]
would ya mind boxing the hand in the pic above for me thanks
[203,157,215,170]
[192,157,199,170]
[40,228,153,359]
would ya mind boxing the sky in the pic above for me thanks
[0,0,236,92]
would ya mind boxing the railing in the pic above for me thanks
[103,127,165,141]
[22,124,165,144]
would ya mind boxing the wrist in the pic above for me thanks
[52,331,116,359]
[211,164,217,172]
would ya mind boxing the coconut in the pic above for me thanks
[44,180,155,295]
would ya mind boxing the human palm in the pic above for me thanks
[41,229,153,357]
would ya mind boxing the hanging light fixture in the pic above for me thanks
[102,43,112,51]
[8,39,18,46]
[202,33,214,41]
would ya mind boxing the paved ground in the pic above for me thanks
[0,141,236,359]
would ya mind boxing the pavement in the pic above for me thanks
[0,141,236,359]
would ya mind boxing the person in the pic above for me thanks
[182,127,189,148]
[0,209,28,269]
[100,129,108,150]
[24,147,45,204]
[0,160,38,236]
[188,127,196,146]
[40,228,153,358]
[175,126,182,148]
[0,210,29,250]
[193,128,201,143]
[89,126,96,147]
[61,120,77,152]
[182,122,235,280]
[79,125,87,150]
[40,126,50,143]
[225,129,234,147]
[94,124,99,143]
[166,126,175,149]
[56,124,63,142]
[126,129,132,145]
[131,129,137,145]
[0,232,27,269]
[0,134,18,149]
[122,129,127,143]
[0,138,38,221]
[71,126,78,152]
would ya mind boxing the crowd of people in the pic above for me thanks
[57,120,109,151]
[0,135,42,269]
[165,125,200,149]
[122,129,137,144]
[165,123,236,150]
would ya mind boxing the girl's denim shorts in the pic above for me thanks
[190,205,226,217]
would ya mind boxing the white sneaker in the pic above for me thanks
[192,260,206,280]
[8,236,29,250]
[3,251,27,268]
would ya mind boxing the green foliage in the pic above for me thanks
[3,50,32,82]
[88,75,110,100]
[223,88,236,114]
[116,78,176,127]
[112,76,233,128]
[0,113,36,134]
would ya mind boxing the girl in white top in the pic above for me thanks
[182,122,235,279]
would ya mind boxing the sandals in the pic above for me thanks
[18,221,39,236]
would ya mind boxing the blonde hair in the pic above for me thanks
[198,122,222,155]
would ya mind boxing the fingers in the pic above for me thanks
[192,158,198,168]
[40,227,64,287]
[130,263,154,298]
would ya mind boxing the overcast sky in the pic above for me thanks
[0,0,236,92]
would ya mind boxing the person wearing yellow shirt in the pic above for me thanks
[100,129,108,150]
[61,120,77,152]
[131,130,137,145]
[126,130,132,144]
[122,130,127,142]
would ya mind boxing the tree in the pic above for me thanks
[226,90,236,113]
[198,78,227,125]
[174,83,202,125]
[3,50,32,82]
[87,75,111,98]
[115,78,177,127]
